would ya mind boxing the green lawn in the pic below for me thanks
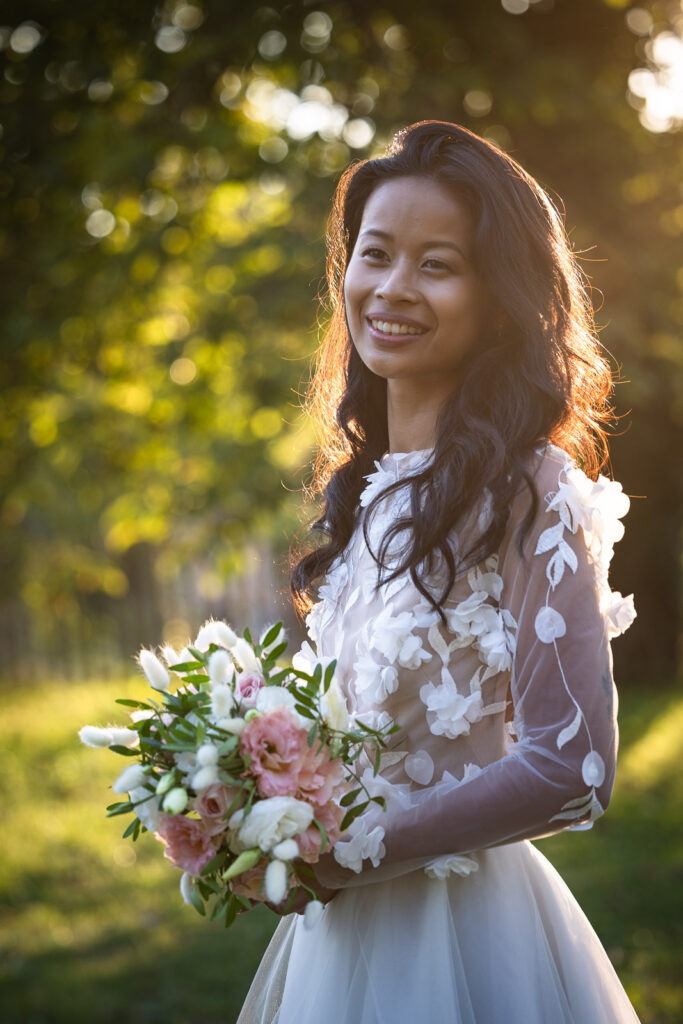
[0,676,680,1023]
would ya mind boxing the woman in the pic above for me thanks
[237,121,639,1023]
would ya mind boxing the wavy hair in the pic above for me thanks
[290,120,613,620]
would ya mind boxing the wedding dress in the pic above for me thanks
[237,444,640,1024]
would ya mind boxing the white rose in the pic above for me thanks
[229,796,314,853]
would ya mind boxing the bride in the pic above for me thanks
[237,120,639,1023]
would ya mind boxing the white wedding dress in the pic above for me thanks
[237,444,640,1024]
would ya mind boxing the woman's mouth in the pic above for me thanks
[367,317,428,340]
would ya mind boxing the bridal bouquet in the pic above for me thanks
[79,619,396,929]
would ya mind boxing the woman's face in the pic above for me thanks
[343,176,491,389]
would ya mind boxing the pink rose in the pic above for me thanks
[194,783,244,837]
[235,671,265,707]
[297,800,345,864]
[155,814,219,874]
[240,708,311,797]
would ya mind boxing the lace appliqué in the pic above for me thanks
[535,453,635,826]
[419,556,515,739]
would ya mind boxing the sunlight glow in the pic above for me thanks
[627,21,683,132]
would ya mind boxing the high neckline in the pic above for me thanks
[380,447,434,464]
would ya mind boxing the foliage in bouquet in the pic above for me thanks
[79,619,398,929]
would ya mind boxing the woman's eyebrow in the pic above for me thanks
[358,228,467,259]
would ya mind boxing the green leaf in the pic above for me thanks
[121,818,139,839]
[115,698,152,709]
[243,627,253,643]
[370,795,386,810]
[323,659,337,693]
[341,801,369,832]
[200,849,229,876]
[224,896,239,929]
[215,735,238,756]
[374,743,382,777]
[264,641,287,662]
[307,723,318,748]
[211,898,228,922]
[312,817,329,853]
[190,890,206,917]
[340,787,362,807]
[262,621,283,648]
[294,704,316,720]
[221,848,262,881]
[108,745,139,757]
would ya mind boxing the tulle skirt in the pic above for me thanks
[236,841,640,1024]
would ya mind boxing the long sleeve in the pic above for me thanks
[318,446,635,889]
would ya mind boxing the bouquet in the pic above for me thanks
[79,618,397,929]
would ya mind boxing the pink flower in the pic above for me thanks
[296,749,346,809]
[297,800,345,864]
[155,814,219,874]
[240,708,311,797]
[194,783,243,837]
[235,671,265,707]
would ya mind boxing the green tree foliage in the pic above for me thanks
[0,0,680,677]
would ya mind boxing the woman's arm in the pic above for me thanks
[317,449,634,888]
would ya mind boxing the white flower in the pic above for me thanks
[256,686,297,715]
[477,623,514,673]
[271,838,299,861]
[196,743,219,767]
[137,649,171,692]
[601,590,636,639]
[109,727,140,748]
[211,684,235,721]
[292,640,335,676]
[112,763,148,793]
[265,859,288,904]
[192,765,219,791]
[162,787,188,814]
[333,819,386,873]
[130,786,162,831]
[229,796,314,852]
[174,750,197,776]
[534,606,567,644]
[404,749,434,785]
[216,716,246,736]
[546,467,630,573]
[303,899,324,930]
[419,680,484,739]
[305,602,324,644]
[232,637,261,674]
[161,645,180,667]
[79,725,115,748]
[194,619,238,651]
[320,677,351,731]
[425,854,479,879]
[208,649,233,685]
[180,871,195,906]
[370,605,430,669]
[354,654,399,704]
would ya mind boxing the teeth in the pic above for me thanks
[370,319,423,335]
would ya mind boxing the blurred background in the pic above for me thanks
[0,0,681,1021]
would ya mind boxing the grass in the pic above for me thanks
[0,675,680,1023]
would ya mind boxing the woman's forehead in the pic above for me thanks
[357,177,474,246]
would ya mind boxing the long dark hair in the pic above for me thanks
[290,120,613,619]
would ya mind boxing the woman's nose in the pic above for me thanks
[375,260,419,302]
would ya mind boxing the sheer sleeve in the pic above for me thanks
[320,447,636,888]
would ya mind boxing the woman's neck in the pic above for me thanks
[386,377,454,454]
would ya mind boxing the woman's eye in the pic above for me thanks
[423,258,451,271]
[361,247,387,260]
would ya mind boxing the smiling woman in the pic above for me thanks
[237,121,639,1023]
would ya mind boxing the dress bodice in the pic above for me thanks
[301,444,636,880]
